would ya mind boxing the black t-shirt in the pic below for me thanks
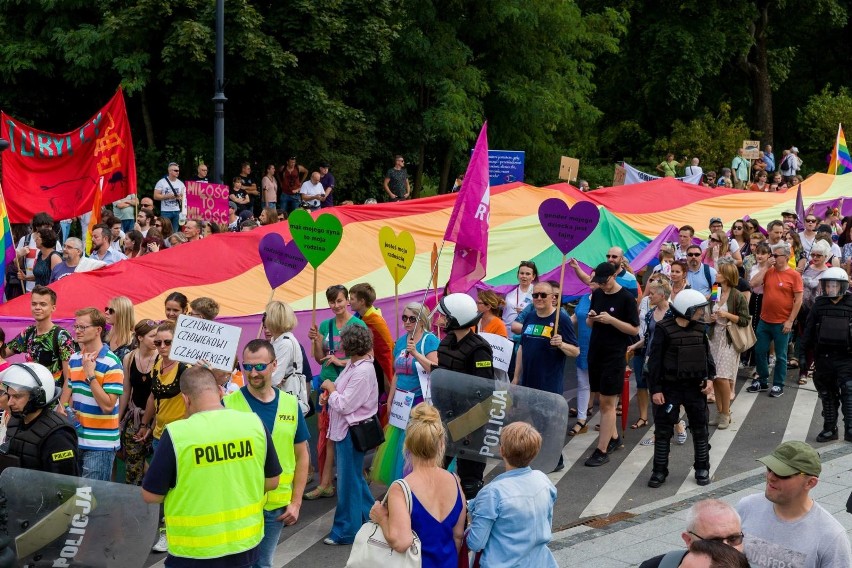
[588,287,640,360]
[240,175,257,203]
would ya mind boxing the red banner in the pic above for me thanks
[0,89,136,223]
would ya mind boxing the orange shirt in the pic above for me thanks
[479,316,508,338]
[760,267,803,324]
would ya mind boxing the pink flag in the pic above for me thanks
[445,122,490,292]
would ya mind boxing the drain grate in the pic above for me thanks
[554,511,636,532]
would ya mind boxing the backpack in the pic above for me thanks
[280,335,310,416]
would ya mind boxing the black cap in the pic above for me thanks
[319,162,330,168]
[591,262,616,284]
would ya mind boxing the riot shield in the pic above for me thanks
[0,467,159,567]
[430,369,569,472]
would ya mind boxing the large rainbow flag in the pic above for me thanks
[828,124,852,175]
[0,182,14,303]
[0,173,849,371]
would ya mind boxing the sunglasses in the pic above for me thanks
[606,255,620,259]
[531,292,552,299]
[105,307,115,314]
[401,315,417,323]
[242,362,272,372]
[766,467,805,480]
[153,339,173,347]
[687,531,745,547]
[806,219,818,223]
[733,226,744,230]
[687,253,702,257]
[771,254,787,258]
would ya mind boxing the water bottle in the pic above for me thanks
[65,406,82,432]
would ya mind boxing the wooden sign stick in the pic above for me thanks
[553,254,567,336]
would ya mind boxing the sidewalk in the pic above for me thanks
[549,442,852,567]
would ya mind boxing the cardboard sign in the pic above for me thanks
[258,233,308,289]
[558,156,580,182]
[287,209,343,268]
[538,198,601,255]
[185,181,229,225]
[742,140,760,160]
[388,389,416,429]
[479,332,514,373]
[170,315,242,371]
[612,163,626,186]
[378,226,415,284]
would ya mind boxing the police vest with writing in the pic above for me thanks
[813,294,852,352]
[6,410,76,471]
[437,333,494,377]
[223,389,298,510]
[164,409,268,559]
[659,319,708,382]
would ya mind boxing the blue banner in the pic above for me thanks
[471,150,525,186]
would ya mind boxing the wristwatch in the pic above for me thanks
[85,375,95,385]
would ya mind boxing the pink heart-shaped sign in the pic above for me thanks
[258,233,309,289]
[538,198,600,255]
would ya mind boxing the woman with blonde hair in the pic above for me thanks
[262,300,309,415]
[105,296,136,360]
[476,290,507,337]
[372,302,440,485]
[370,403,465,567]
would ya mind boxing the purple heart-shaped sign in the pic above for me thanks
[258,233,309,289]
[538,198,600,255]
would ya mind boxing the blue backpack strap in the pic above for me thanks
[703,263,712,291]
[659,549,688,568]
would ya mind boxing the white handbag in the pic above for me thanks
[346,479,422,568]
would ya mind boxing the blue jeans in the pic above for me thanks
[632,354,647,389]
[79,449,115,481]
[279,194,301,216]
[160,210,180,230]
[121,218,135,233]
[329,431,373,544]
[755,320,791,387]
[59,220,72,242]
[253,507,285,568]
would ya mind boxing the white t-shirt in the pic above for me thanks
[684,165,703,177]
[15,234,37,292]
[700,238,740,253]
[501,284,533,335]
[299,180,324,209]
[155,177,185,212]
[799,231,817,255]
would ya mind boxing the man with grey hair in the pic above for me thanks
[684,157,703,178]
[639,499,744,567]
[571,246,639,298]
[49,238,106,283]
[748,240,803,397]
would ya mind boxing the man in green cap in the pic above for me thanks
[736,441,851,567]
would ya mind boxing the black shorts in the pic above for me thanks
[589,355,626,396]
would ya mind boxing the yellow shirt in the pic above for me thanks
[153,360,187,440]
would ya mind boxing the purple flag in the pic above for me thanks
[445,123,490,292]
[795,184,805,231]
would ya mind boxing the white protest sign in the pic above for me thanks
[416,363,432,405]
[170,315,242,372]
[479,332,514,373]
[388,389,416,429]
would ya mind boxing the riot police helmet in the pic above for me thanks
[819,266,849,298]
[671,289,709,322]
[436,293,482,331]
[0,362,59,416]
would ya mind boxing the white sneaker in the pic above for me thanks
[152,529,168,553]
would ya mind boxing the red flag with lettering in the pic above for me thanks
[0,88,136,223]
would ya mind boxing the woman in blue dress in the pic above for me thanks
[371,302,439,486]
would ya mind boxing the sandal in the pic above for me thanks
[788,358,799,369]
[615,403,623,416]
[568,420,588,436]
[798,376,808,385]
[569,407,578,417]
[594,424,600,431]
[305,486,335,500]
[630,418,648,430]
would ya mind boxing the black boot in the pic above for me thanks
[648,435,670,488]
[841,381,852,442]
[817,391,839,442]
[693,433,711,486]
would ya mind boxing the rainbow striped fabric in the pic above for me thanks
[0,182,15,302]
[828,124,852,175]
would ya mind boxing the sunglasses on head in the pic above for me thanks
[153,339,173,347]
[242,362,271,372]
[401,315,417,323]
[531,292,552,299]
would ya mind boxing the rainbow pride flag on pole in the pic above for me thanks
[828,123,852,175]
[0,181,16,303]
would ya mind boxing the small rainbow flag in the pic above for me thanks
[710,283,719,303]
[0,182,16,302]
[828,123,852,175]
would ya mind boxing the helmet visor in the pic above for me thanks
[820,279,849,298]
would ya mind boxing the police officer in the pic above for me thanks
[422,293,493,498]
[646,289,715,488]
[224,339,310,568]
[0,362,78,476]
[803,267,852,442]
[142,366,281,567]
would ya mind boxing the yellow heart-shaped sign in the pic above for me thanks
[378,226,415,285]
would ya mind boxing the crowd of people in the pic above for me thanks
[2,155,852,567]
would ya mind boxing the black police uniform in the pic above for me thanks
[803,292,852,442]
[646,317,715,486]
[433,331,494,499]
[3,409,79,476]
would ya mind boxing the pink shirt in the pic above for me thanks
[327,357,379,442]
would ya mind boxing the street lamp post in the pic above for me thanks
[212,0,227,184]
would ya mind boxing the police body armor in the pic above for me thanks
[659,319,708,382]
[4,411,76,472]
[813,295,852,352]
[437,333,493,375]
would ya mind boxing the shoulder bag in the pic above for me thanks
[346,479,421,568]
[726,290,756,353]
[349,413,385,453]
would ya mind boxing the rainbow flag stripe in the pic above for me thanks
[828,124,852,175]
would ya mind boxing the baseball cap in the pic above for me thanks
[757,440,821,477]
[791,146,799,153]
[709,217,722,225]
[591,262,616,284]
[228,202,237,211]
[781,210,798,218]
[319,162,330,168]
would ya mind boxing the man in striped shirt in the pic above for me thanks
[61,307,124,481]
